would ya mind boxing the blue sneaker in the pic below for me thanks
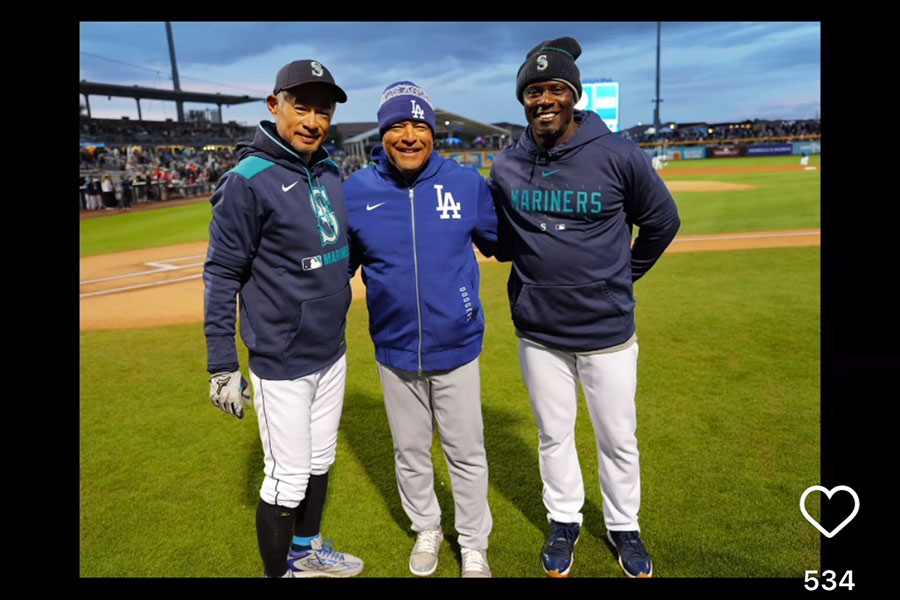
[288,536,364,578]
[541,521,580,578]
[607,530,653,578]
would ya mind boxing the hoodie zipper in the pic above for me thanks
[409,187,423,374]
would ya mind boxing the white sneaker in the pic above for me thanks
[288,536,364,578]
[409,524,443,576]
[461,547,491,578]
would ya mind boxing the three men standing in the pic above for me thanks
[205,37,678,578]
[489,37,681,578]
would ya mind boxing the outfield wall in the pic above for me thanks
[444,140,820,168]
[641,140,821,161]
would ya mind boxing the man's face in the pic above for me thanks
[523,80,578,148]
[382,120,433,180]
[267,83,336,160]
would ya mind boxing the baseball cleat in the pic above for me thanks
[288,536,364,577]
[541,521,580,578]
[409,524,443,576]
[606,530,653,578]
[460,547,491,578]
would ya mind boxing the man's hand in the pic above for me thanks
[209,371,252,419]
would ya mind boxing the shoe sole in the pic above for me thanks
[409,563,438,577]
[290,566,364,578]
[606,531,653,578]
[542,534,579,578]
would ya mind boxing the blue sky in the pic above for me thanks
[79,22,820,129]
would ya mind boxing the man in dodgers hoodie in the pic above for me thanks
[344,81,497,577]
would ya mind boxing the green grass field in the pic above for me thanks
[80,154,821,577]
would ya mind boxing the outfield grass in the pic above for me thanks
[80,201,212,257]
[80,245,819,577]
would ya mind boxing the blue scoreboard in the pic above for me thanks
[575,80,620,133]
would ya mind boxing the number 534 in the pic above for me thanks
[804,570,854,591]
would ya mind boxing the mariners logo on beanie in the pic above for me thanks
[377,81,436,136]
[516,37,583,104]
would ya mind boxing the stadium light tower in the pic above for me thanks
[165,21,185,123]
[653,21,662,134]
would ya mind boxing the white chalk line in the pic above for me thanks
[672,230,819,243]
[80,273,203,298]
[81,231,819,298]
[80,254,206,285]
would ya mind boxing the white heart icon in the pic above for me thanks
[799,485,859,538]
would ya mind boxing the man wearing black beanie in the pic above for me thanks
[489,36,681,578]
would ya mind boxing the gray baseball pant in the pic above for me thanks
[376,357,492,550]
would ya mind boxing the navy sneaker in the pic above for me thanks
[607,530,653,578]
[541,521,580,578]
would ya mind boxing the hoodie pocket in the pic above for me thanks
[511,280,632,333]
[282,284,352,360]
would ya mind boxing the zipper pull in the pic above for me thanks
[409,188,414,200]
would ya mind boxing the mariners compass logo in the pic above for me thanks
[309,185,339,246]
[310,61,324,77]
[536,54,548,71]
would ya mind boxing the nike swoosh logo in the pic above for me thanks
[366,202,385,211]
[541,170,559,177]
[282,181,299,192]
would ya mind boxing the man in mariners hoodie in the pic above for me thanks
[344,81,497,577]
[489,37,681,578]
[204,59,363,578]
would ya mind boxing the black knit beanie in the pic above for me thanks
[515,37,582,104]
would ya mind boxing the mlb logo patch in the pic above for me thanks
[302,255,323,270]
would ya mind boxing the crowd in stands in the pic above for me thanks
[622,118,820,145]
[80,116,254,146]
[80,114,821,210]
[79,145,238,211]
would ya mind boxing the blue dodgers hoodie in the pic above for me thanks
[489,110,680,352]
[344,147,497,372]
[204,121,352,380]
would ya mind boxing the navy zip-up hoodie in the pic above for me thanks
[204,121,352,379]
[344,147,497,372]
[488,110,680,352]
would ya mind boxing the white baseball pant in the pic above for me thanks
[518,337,641,531]
[250,353,346,509]
[376,357,493,550]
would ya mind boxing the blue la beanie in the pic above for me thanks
[377,81,436,136]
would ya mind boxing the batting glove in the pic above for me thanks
[209,371,252,419]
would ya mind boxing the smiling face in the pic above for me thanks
[523,80,578,149]
[266,83,336,162]
[382,120,433,181]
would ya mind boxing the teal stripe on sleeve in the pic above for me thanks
[230,156,275,179]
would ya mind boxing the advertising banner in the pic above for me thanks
[710,146,746,158]
[680,146,707,160]
[793,141,821,155]
[746,143,792,156]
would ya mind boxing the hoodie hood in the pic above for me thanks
[236,120,340,177]
[515,110,611,184]
[520,109,611,160]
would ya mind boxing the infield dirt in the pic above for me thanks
[79,229,819,331]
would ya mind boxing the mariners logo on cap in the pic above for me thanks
[537,55,548,71]
[311,61,324,77]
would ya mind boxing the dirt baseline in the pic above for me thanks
[80,229,820,332]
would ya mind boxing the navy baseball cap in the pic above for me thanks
[273,59,348,103]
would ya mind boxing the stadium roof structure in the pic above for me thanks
[436,109,509,138]
[79,80,263,122]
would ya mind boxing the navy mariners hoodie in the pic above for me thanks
[204,121,352,380]
[488,110,680,352]
[344,147,497,372]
